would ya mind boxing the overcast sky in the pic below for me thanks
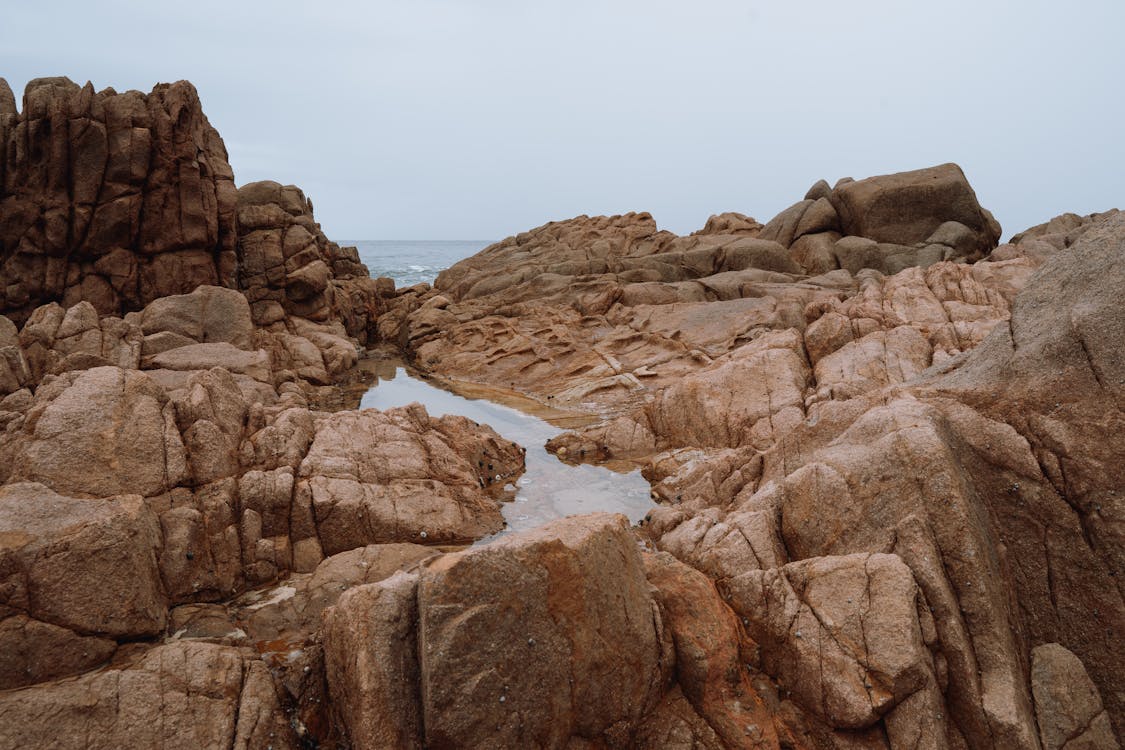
[2,0,1122,241]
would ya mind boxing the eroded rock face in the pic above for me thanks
[0,78,237,324]
[0,483,164,689]
[297,405,522,555]
[237,180,381,341]
[635,212,1125,745]
[0,641,296,750]
[382,164,1004,426]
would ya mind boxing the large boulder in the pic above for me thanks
[2,366,187,497]
[323,514,674,749]
[295,405,524,556]
[0,482,165,682]
[828,163,1001,257]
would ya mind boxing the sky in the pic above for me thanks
[1,0,1122,241]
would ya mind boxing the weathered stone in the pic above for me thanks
[0,641,296,749]
[417,514,672,748]
[0,482,165,639]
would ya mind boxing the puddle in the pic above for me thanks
[357,357,655,538]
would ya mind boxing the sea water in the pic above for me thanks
[347,239,492,287]
[358,361,654,539]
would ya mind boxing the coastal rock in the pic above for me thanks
[0,78,236,324]
[640,211,1125,744]
[295,405,523,555]
[323,513,673,749]
[1030,643,1119,750]
[0,641,295,750]
[0,482,165,643]
[323,571,425,749]
[829,163,1001,257]
[643,551,778,749]
[387,164,1002,424]
[725,553,945,737]
[416,513,672,748]
[2,366,187,497]
[137,284,254,349]
[236,180,380,341]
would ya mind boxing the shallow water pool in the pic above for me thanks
[358,359,654,538]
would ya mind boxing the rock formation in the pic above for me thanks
[0,77,236,324]
[0,73,1120,749]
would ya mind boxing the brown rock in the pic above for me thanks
[0,641,296,749]
[726,553,944,734]
[6,366,187,497]
[1031,643,1119,750]
[297,405,523,552]
[0,614,116,690]
[145,342,272,382]
[323,571,425,749]
[417,513,673,748]
[643,552,778,749]
[138,284,254,349]
[0,79,236,324]
[829,163,1000,257]
[0,482,166,639]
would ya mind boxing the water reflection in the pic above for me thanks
[358,360,654,538]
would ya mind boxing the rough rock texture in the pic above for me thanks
[636,211,1125,745]
[0,77,385,366]
[1030,643,1119,750]
[0,77,237,324]
[236,180,381,341]
[0,641,296,749]
[382,164,1004,423]
[323,513,687,749]
[2,77,1122,750]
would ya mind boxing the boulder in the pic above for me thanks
[296,405,523,553]
[829,163,1000,257]
[1031,643,1119,750]
[0,482,165,641]
[5,366,187,497]
[138,285,254,349]
[419,513,671,748]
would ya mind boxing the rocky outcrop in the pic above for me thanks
[322,513,782,749]
[1,70,1121,748]
[636,211,1125,745]
[382,164,1004,420]
[236,180,381,341]
[0,78,237,324]
[0,77,385,368]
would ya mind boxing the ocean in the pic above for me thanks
[346,240,494,287]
